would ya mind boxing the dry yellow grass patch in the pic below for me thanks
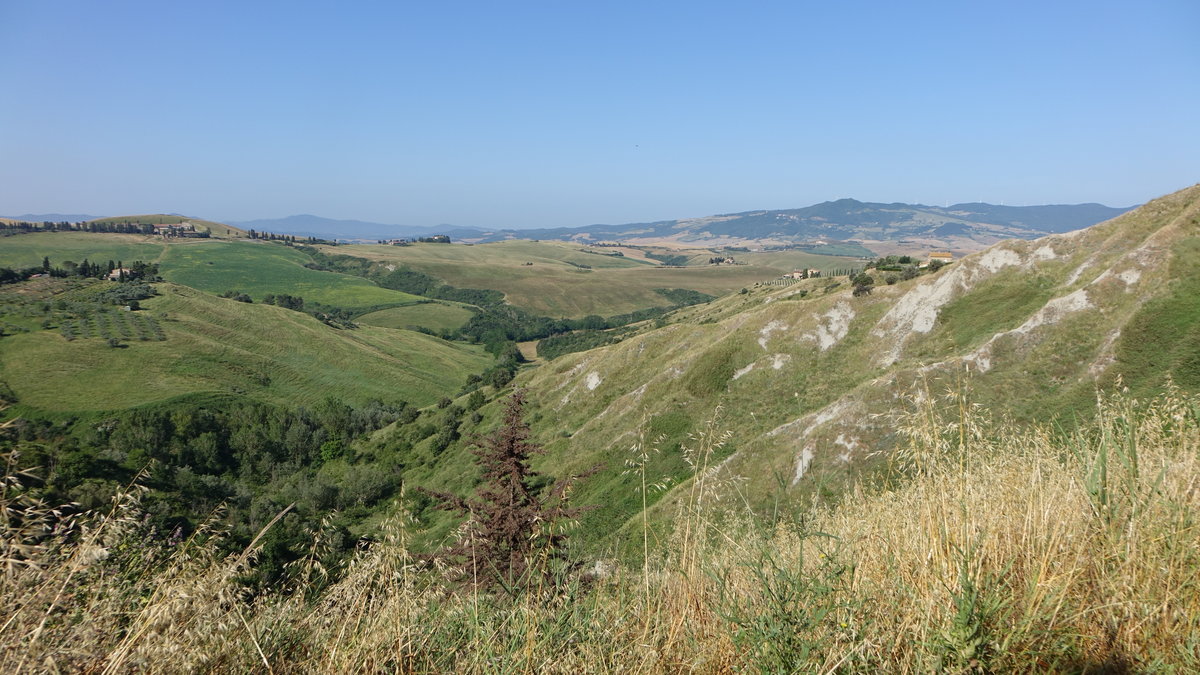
[3,385,1198,672]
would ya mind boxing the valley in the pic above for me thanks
[3,190,1195,546]
[4,2,1193,668]
[2,187,1197,671]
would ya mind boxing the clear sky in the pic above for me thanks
[2,0,1197,228]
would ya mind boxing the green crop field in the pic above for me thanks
[0,232,168,269]
[328,241,862,317]
[0,283,492,413]
[157,240,424,310]
[357,301,476,332]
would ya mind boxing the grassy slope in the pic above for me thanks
[6,206,1199,671]
[10,388,1196,673]
[157,240,424,310]
[0,283,491,413]
[1109,234,1200,397]
[414,184,1200,554]
[1,234,425,311]
[356,301,476,332]
[330,240,862,317]
[0,232,167,268]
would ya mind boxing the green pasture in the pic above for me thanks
[158,240,424,309]
[0,232,167,269]
[0,283,491,413]
[356,301,475,332]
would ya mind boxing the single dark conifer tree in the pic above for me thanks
[424,389,597,591]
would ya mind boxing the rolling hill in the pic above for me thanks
[4,231,846,324]
[327,239,863,318]
[3,187,1196,673]
[236,201,1131,256]
[156,240,427,310]
[493,199,1134,255]
[392,183,1197,551]
[0,280,491,414]
[3,186,1191,553]
[87,214,249,238]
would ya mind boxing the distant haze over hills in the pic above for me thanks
[4,199,1134,257]
[233,199,1134,256]
[228,215,485,242]
[500,199,1134,254]
[4,213,101,222]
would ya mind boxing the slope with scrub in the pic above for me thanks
[472,184,1200,551]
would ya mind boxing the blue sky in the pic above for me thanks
[1,0,1196,228]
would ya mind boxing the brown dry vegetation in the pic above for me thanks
[2,383,1198,673]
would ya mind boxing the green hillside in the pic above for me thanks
[0,231,168,269]
[157,240,425,310]
[392,184,1200,552]
[4,191,1199,673]
[0,235,436,315]
[0,281,491,413]
[357,301,476,332]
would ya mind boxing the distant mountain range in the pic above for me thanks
[227,215,487,242]
[232,200,1133,255]
[6,200,1135,256]
[502,200,1134,254]
[3,213,101,222]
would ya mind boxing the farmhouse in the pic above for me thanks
[927,251,953,264]
[781,269,821,280]
[106,268,134,281]
[153,222,198,238]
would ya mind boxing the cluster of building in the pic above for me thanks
[782,269,823,280]
[152,222,202,238]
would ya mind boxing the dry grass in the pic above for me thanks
[2,384,1199,672]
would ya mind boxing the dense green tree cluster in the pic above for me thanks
[220,290,254,303]
[537,328,631,360]
[247,230,314,243]
[95,282,157,306]
[0,220,158,235]
[262,293,305,311]
[2,257,161,283]
[4,395,416,586]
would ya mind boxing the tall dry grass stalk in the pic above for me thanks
[2,385,1198,672]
